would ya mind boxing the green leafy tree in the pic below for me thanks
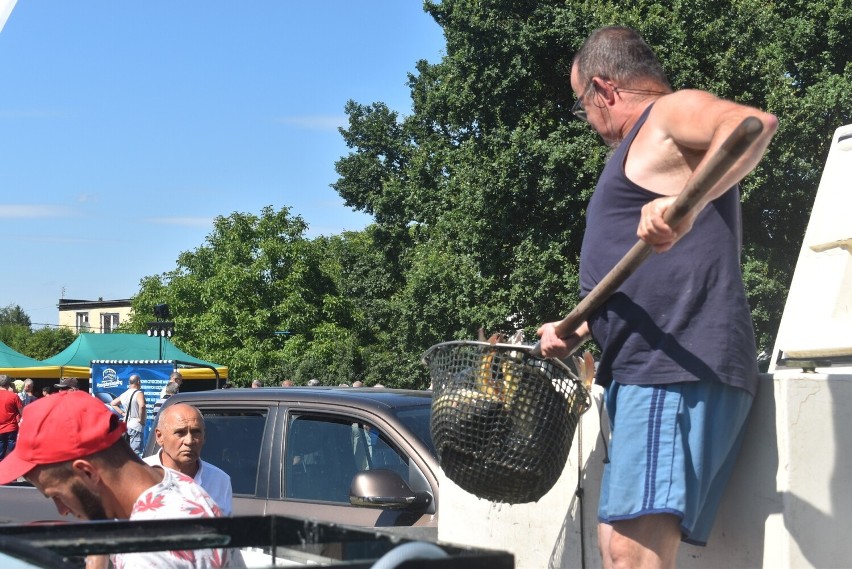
[127,206,356,384]
[0,304,31,328]
[0,304,76,360]
[23,327,77,361]
[334,0,851,386]
[314,228,414,387]
[0,322,31,354]
[0,304,32,356]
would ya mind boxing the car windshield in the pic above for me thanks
[392,405,436,458]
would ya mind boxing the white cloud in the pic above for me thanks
[76,193,101,203]
[0,204,73,218]
[274,114,347,131]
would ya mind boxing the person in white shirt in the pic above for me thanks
[144,402,233,516]
[111,374,146,457]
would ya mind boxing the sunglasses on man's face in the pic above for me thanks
[571,82,595,122]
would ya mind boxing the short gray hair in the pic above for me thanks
[574,26,671,91]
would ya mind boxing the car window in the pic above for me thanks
[198,409,267,496]
[284,415,411,503]
[392,406,436,457]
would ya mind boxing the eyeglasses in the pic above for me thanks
[571,81,668,122]
[571,82,595,122]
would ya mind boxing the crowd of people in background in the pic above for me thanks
[0,374,77,461]
[217,376,392,388]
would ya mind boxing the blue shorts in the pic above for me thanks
[598,381,753,545]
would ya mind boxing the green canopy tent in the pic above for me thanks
[0,340,40,368]
[0,334,227,393]
[0,341,86,397]
[40,333,226,374]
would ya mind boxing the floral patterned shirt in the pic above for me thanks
[112,467,244,569]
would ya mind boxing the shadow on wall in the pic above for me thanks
[678,376,780,568]
[548,390,609,569]
[782,377,852,567]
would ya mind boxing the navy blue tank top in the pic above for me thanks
[579,105,758,395]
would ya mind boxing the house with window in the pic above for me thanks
[58,298,133,333]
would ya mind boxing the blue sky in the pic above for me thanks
[0,1,445,327]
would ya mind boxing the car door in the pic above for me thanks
[191,404,275,516]
[265,408,436,528]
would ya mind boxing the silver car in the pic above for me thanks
[145,387,439,534]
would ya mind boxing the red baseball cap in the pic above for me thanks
[0,390,127,485]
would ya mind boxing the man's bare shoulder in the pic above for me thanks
[645,90,722,136]
[648,89,767,149]
[625,94,714,194]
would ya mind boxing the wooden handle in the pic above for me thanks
[551,116,765,339]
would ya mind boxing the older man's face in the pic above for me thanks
[155,406,204,470]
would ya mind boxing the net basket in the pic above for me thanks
[423,340,591,504]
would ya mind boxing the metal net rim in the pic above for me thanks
[423,339,592,411]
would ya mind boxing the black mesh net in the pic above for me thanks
[424,341,591,504]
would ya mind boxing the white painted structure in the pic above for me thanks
[770,124,852,362]
[438,124,852,568]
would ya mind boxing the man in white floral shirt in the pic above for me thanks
[0,390,243,568]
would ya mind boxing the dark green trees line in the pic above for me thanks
[103,1,852,386]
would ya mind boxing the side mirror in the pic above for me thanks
[349,469,432,510]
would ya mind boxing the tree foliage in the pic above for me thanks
[21,327,78,361]
[127,206,360,384]
[0,304,76,361]
[0,304,31,328]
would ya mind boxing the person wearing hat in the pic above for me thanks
[55,377,79,391]
[0,390,244,568]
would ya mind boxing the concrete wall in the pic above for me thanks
[437,370,852,568]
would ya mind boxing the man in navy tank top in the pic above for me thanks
[537,26,777,569]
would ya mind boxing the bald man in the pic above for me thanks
[144,403,233,516]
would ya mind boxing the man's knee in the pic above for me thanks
[606,515,681,569]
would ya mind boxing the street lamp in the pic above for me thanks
[147,304,175,359]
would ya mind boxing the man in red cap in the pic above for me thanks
[0,390,244,568]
